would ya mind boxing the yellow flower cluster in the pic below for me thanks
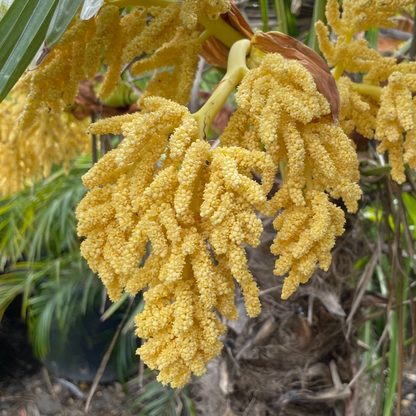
[181,0,230,29]
[316,0,416,183]
[271,191,345,299]
[76,95,271,386]
[376,71,416,182]
[0,81,89,195]
[77,44,362,386]
[324,0,414,34]
[20,1,209,128]
[337,77,377,139]
[221,53,361,298]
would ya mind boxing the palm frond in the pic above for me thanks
[23,253,99,358]
[0,158,89,267]
[128,370,197,416]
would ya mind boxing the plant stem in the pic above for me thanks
[308,0,326,53]
[351,82,382,100]
[193,39,250,139]
[198,30,212,45]
[110,0,245,48]
[333,29,354,81]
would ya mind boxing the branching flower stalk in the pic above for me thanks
[193,39,249,139]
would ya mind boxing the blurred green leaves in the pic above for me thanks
[129,371,197,416]
[0,159,89,267]
[307,0,326,53]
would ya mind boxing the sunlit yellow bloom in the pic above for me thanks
[0,81,89,195]
[220,52,361,295]
[325,0,414,35]
[317,0,416,184]
[76,37,362,387]
[271,191,345,299]
[181,0,230,29]
[133,27,203,106]
[122,4,181,62]
[77,96,266,386]
[337,77,377,139]
[19,2,205,128]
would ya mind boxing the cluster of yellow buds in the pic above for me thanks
[20,0,226,128]
[0,80,89,195]
[316,0,416,183]
[76,93,266,386]
[4,0,236,193]
[221,52,361,299]
[76,34,362,385]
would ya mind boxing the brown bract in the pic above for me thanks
[222,1,254,40]
[201,1,252,68]
[251,31,340,120]
[71,79,138,120]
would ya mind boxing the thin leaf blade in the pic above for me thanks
[0,0,38,70]
[33,0,84,68]
[0,0,59,103]
[308,0,327,54]
[259,0,269,32]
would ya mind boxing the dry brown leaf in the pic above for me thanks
[251,31,340,119]
[202,37,231,68]
[201,1,252,68]
[222,0,253,40]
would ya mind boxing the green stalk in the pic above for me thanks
[361,281,374,366]
[308,0,326,54]
[260,0,269,32]
[366,335,416,372]
[396,37,413,56]
[351,82,382,100]
[273,0,288,35]
[360,165,391,177]
[383,310,398,416]
[103,82,138,107]
[193,39,250,139]
[365,26,379,50]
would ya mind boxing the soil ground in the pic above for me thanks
[0,316,141,416]
[2,295,416,415]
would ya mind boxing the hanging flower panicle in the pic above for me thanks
[221,52,361,298]
[0,80,89,195]
[76,93,271,386]
[20,1,217,128]
[76,38,362,385]
[316,0,416,183]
